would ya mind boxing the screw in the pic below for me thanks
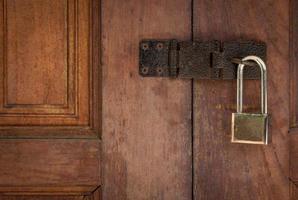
[141,43,149,50]
[141,66,149,75]
[156,43,164,51]
[156,67,163,75]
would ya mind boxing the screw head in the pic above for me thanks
[141,66,149,75]
[141,43,149,50]
[156,67,163,75]
[156,43,164,51]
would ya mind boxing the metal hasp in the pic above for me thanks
[231,56,268,145]
[139,40,266,79]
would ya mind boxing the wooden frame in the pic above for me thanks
[0,0,101,138]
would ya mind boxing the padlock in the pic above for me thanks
[231,56,268,145]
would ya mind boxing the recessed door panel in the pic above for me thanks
[0,0,100,138]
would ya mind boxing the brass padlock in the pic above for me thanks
[231,56,268,145]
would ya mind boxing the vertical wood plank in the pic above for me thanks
[290,1,298,198]
[291,133,298,181]
[290,182,298,200]
[102,0,192,199]
[193,1,289,199]
[290,0,298,127]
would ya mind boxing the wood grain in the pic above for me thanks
[193,0,289,199]
[290,0,298,197]
[290,0,298,128]
[0,1,102,199]
[5,0,68,106]
[0,185,101,199]
[0,196,86,200]
[0,0,101,138]
[291,182,298,200]
[0,186,96,194]
[101,0,192,199]
[291,134,298,183]
[0,140,101,186]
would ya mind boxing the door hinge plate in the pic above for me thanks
[139,40,266,79]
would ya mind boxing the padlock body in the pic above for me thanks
[231,113,268,144]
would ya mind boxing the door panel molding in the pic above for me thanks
[0,0,101,138]
[2,0,75,112]
[0,185,100,199]
[0,185,97,195]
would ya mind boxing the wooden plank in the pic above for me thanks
[290,0,298,127]
[0,196,86,200]
[193,1,289,199]
[0,186,97,195]
[290,0,298,195]
[102,0,192,199]
[0,140,101,187]
[291,182,298,200]
[291,134,298,182]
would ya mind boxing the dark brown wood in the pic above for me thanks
[290,1,298,198]
[291,24,298,192]
[0,0,101,138]
[290,0,298,128]
[101,0,192,199]
[291,0,298,169]
[291,134,298,183]
[193,0,289,199]
[291,182,298,200]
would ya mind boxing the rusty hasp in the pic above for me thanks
[139,40,266,79]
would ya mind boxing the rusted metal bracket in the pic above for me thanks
[139,40,266,79]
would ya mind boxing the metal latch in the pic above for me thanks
[139,40,266,79]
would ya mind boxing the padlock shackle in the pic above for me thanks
[237,56,267,114]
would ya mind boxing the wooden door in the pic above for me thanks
[193,1,290,199]
[0,0,297,200]
[0,0,101,199]
[101,0,297,200]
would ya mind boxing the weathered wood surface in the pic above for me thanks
[290,1,298,198]
[102,0,192,199]
[193,1,289,199]
[0,140,101,186]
